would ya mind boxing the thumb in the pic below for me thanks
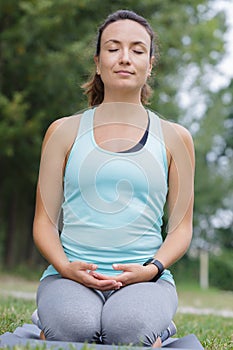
[80,261,98,271]
[112,263,128,271]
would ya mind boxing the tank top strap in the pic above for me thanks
[147,110,168,176]
[64,108,95,173]
[77,107,95,140]
[147,110,163,141]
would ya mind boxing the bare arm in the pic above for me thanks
[154,121,195,267]
[33,116,121,290]
[33,118,71,272]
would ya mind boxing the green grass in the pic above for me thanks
[174,313,232,350]
[0,276,232,350]
[0,297,36,335]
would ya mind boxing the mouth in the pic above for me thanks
[115,70,134,76]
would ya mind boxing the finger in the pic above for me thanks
[89,271,124,288]
[79,261,98,271]
[98,278,123,288]
[99,281,122,290]
[98,284,122,291]
[89,278,122,290]
[85,272,115,285]
[112,263,131,271]
[89,271,112,280]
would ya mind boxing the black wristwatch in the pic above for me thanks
[143,258,164,282]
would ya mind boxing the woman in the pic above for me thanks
[33,10,195,347]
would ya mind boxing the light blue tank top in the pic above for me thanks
[41,107,174,285]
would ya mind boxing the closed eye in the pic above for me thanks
[108,49,118,52]
[133,50,144,54]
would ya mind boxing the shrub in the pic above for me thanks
[209,251,233,291]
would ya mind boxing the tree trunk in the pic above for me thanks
[200,249,209,289]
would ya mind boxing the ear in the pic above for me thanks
[148,55,155,76]
[94,55,100,75]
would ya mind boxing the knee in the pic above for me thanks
[42,312,101,342]
[102,312,152,345]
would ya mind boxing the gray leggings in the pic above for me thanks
[37,275,178,346]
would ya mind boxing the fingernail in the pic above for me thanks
[113,264,118,268]
[116,283,122,289]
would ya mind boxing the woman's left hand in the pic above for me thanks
[90,263,158,287]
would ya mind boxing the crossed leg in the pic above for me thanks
[37,275,177,346]
[101,280,177,346]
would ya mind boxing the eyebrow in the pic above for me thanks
[103,39,147,47]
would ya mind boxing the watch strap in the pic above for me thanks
[143,258,164,282]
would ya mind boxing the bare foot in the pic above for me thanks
[40,330,46,340]
[152,336,162,348]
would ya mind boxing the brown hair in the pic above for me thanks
[82,10,159,106]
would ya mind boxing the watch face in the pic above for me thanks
[151,259,164,274]
[143,258,164,274]
[143,258,164,282]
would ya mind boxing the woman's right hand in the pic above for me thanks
[60,261,122,291]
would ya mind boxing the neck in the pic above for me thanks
[102,89,142,105]
[95,102,148,127]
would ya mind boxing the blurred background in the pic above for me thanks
[0,0,232,292]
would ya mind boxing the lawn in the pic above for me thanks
[0,276,232,350]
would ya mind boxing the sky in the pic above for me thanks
[212,0,233,89]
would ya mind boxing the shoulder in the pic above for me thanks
[161,118,194,154]
[42,114,82,152]
[44,114,81,140]
[160,118,193,140]
[159,118,195,170]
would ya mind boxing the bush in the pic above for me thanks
[209,251,233,291]
[170,255,199,284]
[170,250,233,291]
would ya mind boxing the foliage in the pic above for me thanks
[0,264,44,281]
[192,84,233,252]
[170,255,200,284]
[209,250,233,291]
[171,251,233,291]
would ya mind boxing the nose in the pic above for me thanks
[119,48,131,65]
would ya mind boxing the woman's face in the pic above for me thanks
[95,19,154,101]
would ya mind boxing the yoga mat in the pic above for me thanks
[0,324,204,349]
